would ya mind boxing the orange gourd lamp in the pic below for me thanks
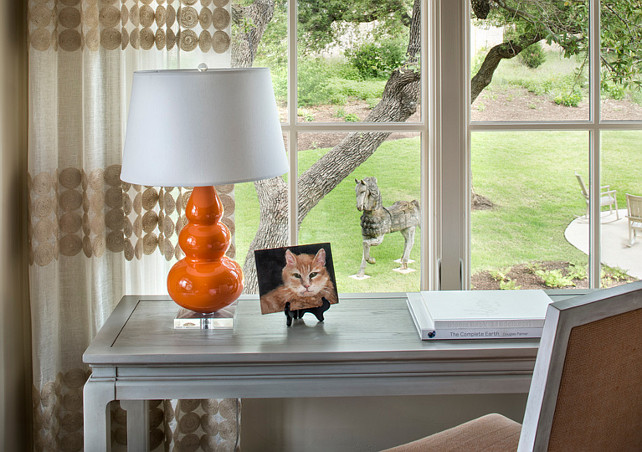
[120,67,288,313]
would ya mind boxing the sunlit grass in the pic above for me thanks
[471,131,642,273]
[235,132,642,293]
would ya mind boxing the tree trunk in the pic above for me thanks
[231,0,276,68]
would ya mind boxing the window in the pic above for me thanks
[234,0,641,294]
[466,0,641,290]
[234,0,429,293]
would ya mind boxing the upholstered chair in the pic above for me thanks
[384,281,642,452]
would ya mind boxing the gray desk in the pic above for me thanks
[83,293,549,452]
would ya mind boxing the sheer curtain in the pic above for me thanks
[28,1,240,450]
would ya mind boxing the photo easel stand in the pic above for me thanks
[284,297,331,326]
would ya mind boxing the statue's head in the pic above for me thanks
[355,177,380,211]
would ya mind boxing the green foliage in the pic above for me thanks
[554,88,582,107]
[346,38,407,79]
[602,266,630,282]
[334,108,362,122]
[264,57,387,107]
[534,269,575,288]
[489,267,521,290]
[298,0,413,53]
[478,0,641,94]
[297,59,334,107]
[471,46,488,76]
[298,108,315,122]
[331,78,386,101]
[490,267,510,282]
[499,279,521,290]
[519,42,546,69]
[526,262,542,274]
[603,82,626,100]
[567,263,587,281]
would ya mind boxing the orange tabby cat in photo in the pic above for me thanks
[260,248,338,314]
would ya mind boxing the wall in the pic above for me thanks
[0,0,30,450]
[242,394,528,451]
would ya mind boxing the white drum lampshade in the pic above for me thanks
[121,67,288,186]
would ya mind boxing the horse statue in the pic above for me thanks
[354,177,420,278]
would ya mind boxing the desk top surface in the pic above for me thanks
[81,293,578,366]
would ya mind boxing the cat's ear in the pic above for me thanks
[284,249,296,265]
[314,248,326,266]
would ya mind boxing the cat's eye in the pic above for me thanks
[309,272,318,278]
[293,273,301,279]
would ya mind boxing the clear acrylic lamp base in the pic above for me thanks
[173,301,237,330]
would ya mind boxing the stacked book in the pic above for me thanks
[406,290,553,340]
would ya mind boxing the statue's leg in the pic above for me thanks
[358,236,384,277]
[357,241,369,277]
[358,239,372,277]
[399,227,416,270]
[365,236,384,264]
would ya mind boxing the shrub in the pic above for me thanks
[499,279,521,290]
[334,108,359,122]
[567,263,587,280]
[519,42,546,69]
[554,88,582,107]
[535,269,575,288]
[346,38,406,79]
[297,59,333,107]
[604,83,626,100]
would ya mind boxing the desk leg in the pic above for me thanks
[121,400,150,452]
[84,379,115,452]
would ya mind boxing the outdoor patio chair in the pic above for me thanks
[575,172,619,219]
[626,193,642,246]
[383,281,642,452]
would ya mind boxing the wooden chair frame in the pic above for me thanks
[575,172,619,220]
[626,193,642,246]
[518,281,642,451]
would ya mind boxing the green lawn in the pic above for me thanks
[235,131,642,292]
[472,131,642,272]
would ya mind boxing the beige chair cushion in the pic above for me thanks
[382,413,521,452]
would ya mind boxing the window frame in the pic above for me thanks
[279,0,641,292]
[454,0,641,289]
[281,0,434,290]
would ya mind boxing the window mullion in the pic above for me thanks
[288,0,298,246]
[589,0,601,288]
[438,0,468,290]
[422,0,434,290]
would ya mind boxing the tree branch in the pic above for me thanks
[297,0,421,220]
[471,32,543,103]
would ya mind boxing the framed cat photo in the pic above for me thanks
[254,243,339,315]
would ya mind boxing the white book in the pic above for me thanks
[406,290,553,340]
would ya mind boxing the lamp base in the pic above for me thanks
[173,302,237,330]
[167,186,244,313]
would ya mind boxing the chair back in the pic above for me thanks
[518,281,642,452]
[627,193,642,222]
[574,172,589,200]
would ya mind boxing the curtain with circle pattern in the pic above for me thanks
[28,1,241,450]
